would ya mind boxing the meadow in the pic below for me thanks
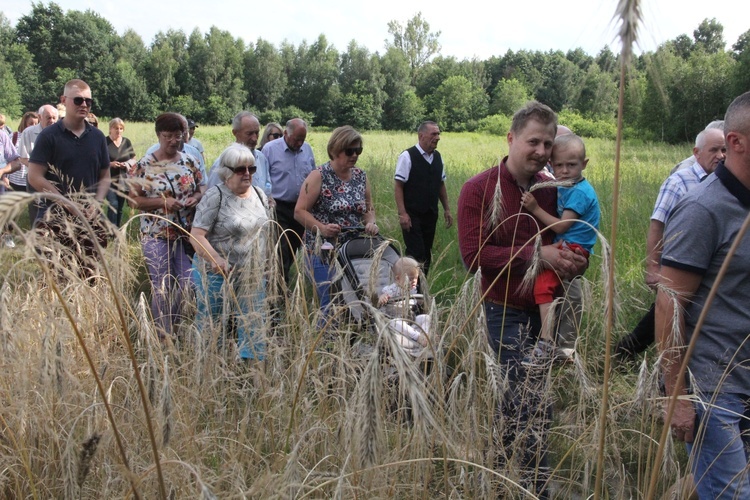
[0,122,695,498]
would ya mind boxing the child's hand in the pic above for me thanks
[521,192,538,211]
[378,293,390,306]
[417,333,429,347]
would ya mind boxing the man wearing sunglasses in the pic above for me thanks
[394,121,453,276]
[206,111,270,199]
[28,78,110,221]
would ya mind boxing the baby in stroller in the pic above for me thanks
[378,257,432,357]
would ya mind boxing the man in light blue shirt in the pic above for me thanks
[263,118,316,285]
[206,111,270,197]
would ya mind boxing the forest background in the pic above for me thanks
[1,3,749,144]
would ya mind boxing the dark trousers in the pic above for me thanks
[401,210,438,276]
[484,302,551,498]
[274,200,305,286]
[615,303,655,358]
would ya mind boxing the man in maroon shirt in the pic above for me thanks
[457,101,587,497]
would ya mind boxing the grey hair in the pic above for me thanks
[418,121,439,133]
[705,120,724,131]
[232,111,258,131]
[695,128,723,149]
[215,144,256,183]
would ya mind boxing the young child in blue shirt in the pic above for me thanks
[520,134,600,366]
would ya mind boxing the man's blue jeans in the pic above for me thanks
[689,392,750,499]
[484,301,550,497]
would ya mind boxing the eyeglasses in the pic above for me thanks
[160,132,184,141]
[66,96,94,108]
[227,165,257,175]
[344,147,363,157]
[269,132,282,139]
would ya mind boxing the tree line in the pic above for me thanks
[1,3,748,143]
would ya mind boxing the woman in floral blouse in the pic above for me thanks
[129,112,204,339]
[294,126,378,320]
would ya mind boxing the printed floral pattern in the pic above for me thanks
[304,161,367,250]
[132,152,203,240]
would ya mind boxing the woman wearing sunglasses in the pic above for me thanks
[191,144,270,361]
[129,112,204,339]
[294,125,378,321]
[259,122,283,151]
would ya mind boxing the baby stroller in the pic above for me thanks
[334,227,401,327]
[334,228,431,357]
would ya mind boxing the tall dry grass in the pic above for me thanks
[0,175,697,499]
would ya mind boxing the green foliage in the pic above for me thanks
[490,78,531,116]
[558,110,617,140]
[386,12,441,85]
[0,55,22,116]
[475,114,512,136]
[426,75,488,132]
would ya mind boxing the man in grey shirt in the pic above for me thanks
[656,91,750,499]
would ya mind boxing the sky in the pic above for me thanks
[3,0,747,60]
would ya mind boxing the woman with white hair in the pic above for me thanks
[191,143,270,361]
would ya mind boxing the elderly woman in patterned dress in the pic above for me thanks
[129,112,204,339]
[294,125,378,319]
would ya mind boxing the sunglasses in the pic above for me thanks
[228,165,257,175]
[269,132,282,139]
[344,147,363,157]
[66,96,94,108]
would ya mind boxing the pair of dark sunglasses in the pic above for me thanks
[344,147,363,157]
[269,132,282,139]
[228,165,257,175]
[66,96,94,108]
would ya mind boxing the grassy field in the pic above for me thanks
[0,123,695,498]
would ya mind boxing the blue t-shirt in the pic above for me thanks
[554,177,600,253]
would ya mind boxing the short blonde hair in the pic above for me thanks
[327,125,363,160]
[393,256,420,278]
[109,117,125,130]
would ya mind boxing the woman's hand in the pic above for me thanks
[210,257,230,275]
[182,195,200,208]
[318,223,341,238]
[164,197,183,212]
[365,222,379,236]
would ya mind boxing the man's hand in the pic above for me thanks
[540,242,588,280]
[646,263,661,290]
[444,210,453,229]
[669,397,695,443]
[398,213,412,231]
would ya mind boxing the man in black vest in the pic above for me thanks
[394,121,453,275]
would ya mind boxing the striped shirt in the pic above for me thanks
[651,161,708,223]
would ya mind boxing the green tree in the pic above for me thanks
[244,38,287,111]
[386,12,441,85]
[0,55,22,116]
[535,51,581,111]
[381,47,422,130]
[14,2,65,82]
[732,29,750,96]
[490,78,531,116]
[285,35,340,126]
[338,41,385,128]
[575,66,618,119]
[693,18,725,54]
[425,75,488,131]
[145,30,187,106]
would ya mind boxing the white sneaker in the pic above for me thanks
[3,235,15,248]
